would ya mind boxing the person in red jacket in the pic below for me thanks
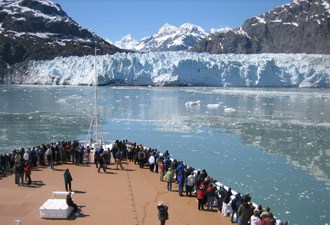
[24,161,32,185]
[197,188,206,210]
[262,213,276,225]
[158,158,164,181]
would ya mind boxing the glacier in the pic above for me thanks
[23,52,330,87]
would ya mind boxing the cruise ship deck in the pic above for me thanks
[1,161,232,225]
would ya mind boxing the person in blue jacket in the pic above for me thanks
[64,168,73,192]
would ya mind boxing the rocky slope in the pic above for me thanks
[192,0,330,54]
[0,0,123,79]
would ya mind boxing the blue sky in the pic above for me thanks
[52,0,291,42]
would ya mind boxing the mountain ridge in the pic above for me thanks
[1,0,329,85]
[114,0,330,54]
[192,0,330,54]
[0,0,124,79]
[114,23,209,52]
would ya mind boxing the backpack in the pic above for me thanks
[115,151,122,159]
[158,162,164,171]
[45,148,51,156]
[158,206,169,221]
[94,151,100,160]
[231,198,238,210]
[265,219,276,225]
[138,151,144,159]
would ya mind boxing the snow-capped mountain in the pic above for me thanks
[114,34,139,50]
[11,52,330,88]
[192,0,330,54]
[1,0,329,87]
[0,0,122,75]
[115,23,209,52]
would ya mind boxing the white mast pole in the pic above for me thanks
[94,47,99,145]
[86,45,103,148]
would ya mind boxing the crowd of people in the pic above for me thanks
[0,139,289,224]
[125,143,289,225]
[0,140,90,186]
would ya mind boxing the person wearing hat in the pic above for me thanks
[157,201,169,225]
[250,209,262,225]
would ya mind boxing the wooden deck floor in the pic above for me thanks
[0,161,233,225]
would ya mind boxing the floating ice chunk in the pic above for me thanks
[185,100,201,107]
[224,107,236,113]
[207,103,221,108]
[57,98,67,104]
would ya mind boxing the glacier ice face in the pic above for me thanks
[24,52,330,87]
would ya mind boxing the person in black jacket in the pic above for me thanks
[98,154,106,172]
[230,193,242,223]
[157,201,169,225]
[16,161,24,186]
[222,187,232,216]
[66,192,79,215]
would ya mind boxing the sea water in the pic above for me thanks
[0,85,329,225]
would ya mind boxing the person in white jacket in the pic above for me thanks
[250,210,261,225]
[148,153,155,172]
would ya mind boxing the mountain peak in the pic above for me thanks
[158,23,177,34]
[114,34,138,50]
[115,23,209,52]
[2,0,67,20]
